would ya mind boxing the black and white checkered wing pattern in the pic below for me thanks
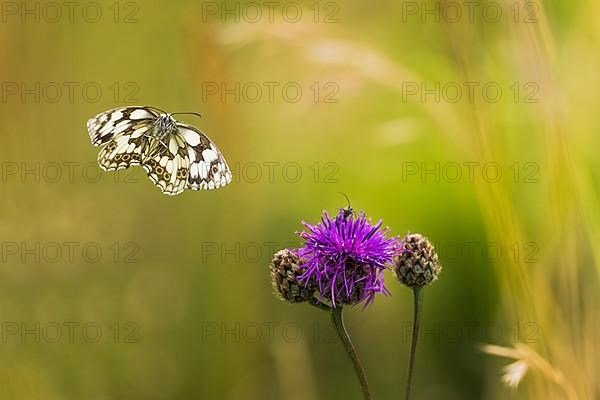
[97,132,149,171]
[86,106,231,195]
[176,122,232,190]
[87,107,158,146]
[89,108,159,172]
[142,134,191,196]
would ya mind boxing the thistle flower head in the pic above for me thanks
[296,210,402,307]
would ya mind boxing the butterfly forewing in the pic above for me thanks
[87,107,158,146]
[177,122,232,191]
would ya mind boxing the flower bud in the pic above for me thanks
[270,249,316,303]
[395,234,441,287]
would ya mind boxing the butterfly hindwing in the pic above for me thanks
[142,134,190,196]
[177,122,232,190]
[97,131,148,172]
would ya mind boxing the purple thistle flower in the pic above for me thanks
[295,209,403,308]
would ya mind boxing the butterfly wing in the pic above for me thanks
[97,129,150,172]
[141,133,190,196]
[87,106,159,146]
[176,122,232,190]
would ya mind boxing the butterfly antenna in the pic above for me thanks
[170,112,202,118]
[146,106,169,115]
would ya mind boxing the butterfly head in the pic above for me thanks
[153,114,178,137]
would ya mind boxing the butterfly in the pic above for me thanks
[86,106,232,196]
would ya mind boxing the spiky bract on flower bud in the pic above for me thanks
[394,233,441,287]
[270,249,316,303]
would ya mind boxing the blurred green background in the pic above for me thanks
[0,0,598,399]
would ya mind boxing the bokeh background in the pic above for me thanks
[0,0,598,399]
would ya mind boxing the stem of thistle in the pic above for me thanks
[330,306,372,400]
[405,286,424,400]
[308,296,332,311]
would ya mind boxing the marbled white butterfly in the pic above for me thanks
[86,106,232,196]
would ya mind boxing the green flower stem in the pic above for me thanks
[308,296,332,311]
[330,306,372,400]
[405,286,424,400]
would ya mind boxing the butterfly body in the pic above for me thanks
[152,114,178,137]
[87,106,231,196]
